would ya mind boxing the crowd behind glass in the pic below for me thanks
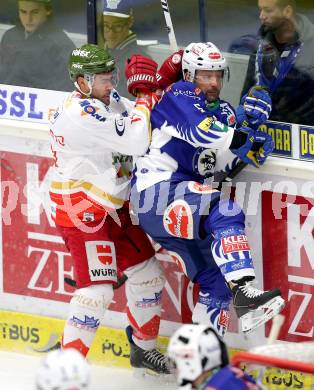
[0,0,313,126]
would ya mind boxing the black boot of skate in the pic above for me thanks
[231,277,285,334]
[126,326,171,375]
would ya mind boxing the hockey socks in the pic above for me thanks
[62,284,113,356]
[211,226,256,282]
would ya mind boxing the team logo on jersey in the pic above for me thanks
[80,100,106,122]
[227,113,236,126]
[188,181,217,194]
[197,116,214,132]
[193,148,216,178]
[115,117,125,135]
[163,200,194,239]
[112,90,121,102]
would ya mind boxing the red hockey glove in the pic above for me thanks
[156,49,183,90]
[125,54,158,97]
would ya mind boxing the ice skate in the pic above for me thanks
[231,279,285,334]
[126,326,171,376]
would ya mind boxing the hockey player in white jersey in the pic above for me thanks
[49,44,170,374]
[130,42,285,335]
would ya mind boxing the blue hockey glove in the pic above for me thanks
[236,86,272,129]
[230,126,274,167]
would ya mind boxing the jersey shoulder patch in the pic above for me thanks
[197,116,214,132]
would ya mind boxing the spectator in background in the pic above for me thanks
[0,0,75,91]
[103,0,151,97]
[241,0,314,126]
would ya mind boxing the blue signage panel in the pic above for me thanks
[299,126,314,161]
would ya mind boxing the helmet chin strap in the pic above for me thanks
[74,73,95,97]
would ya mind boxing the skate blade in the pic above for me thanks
[133,368,175,384]
[241,296,285,334]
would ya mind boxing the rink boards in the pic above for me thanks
[0,310,169,368]
[1,310,313,389]
[0,84,313,359]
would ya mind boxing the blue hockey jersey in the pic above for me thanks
[199,366,261,390]
[134,80,240,191]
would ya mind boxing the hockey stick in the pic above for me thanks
[217,160,247,191]
[160,0,178,51]
[267,314,285,344]
[217,142,264,191]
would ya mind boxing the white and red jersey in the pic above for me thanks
[49,90,151,227]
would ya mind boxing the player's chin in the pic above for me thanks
[102,95,111,105]
[206,92,219,102]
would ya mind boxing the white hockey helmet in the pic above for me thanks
[182,42,229,82]
[167,324,229,389]
[35,348,90,390]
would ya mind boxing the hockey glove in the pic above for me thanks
[125,54,158,97]
[156,49,184,90]
[230,126,274,167]
[236,86,272,129]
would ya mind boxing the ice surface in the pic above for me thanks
[0,351,177,390]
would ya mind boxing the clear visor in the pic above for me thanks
[194,67,230,84]
[85,68,119,89]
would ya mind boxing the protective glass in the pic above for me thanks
[257,39,279,82]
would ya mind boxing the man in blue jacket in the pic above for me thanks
[241,0,314,125]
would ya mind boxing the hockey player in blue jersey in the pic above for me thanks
[130,41,285,335]
[168,324,262,389]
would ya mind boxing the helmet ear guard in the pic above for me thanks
[203,326,229,368]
